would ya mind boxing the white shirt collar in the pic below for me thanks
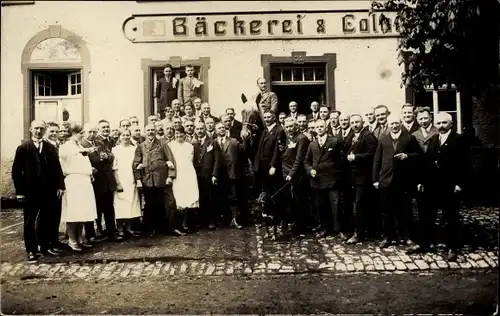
[390,130,402,139]
[342,127,351,137]
[267,123,276,132]
[404,121,414,129]
[200,136,207,143]
[439,130,451,143]
[318,134,327,144]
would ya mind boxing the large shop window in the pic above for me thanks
[32,69,83,123]
[270,64,327,114]
[412,84,462,133]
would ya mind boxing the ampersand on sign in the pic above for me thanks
[316,19,325,34]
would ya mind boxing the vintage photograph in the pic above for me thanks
[0,0,498,314]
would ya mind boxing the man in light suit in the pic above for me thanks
[409,112,469,261]
[254,77,278,114]
[412,107,438,152]
[401,103,421,134]
[372,105,391,140]
[178,65,202,107]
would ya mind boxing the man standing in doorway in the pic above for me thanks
[288,101,299,119]
[254,77,278,114]
[307,102,320,120]
[178,65,203,108]
[155,64,178,118]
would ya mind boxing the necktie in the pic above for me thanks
[219,138,224,147]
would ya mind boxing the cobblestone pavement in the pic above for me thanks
[0,207,498,282]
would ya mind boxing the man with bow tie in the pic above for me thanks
[280,117,310,235]
[193,121,221,229]
[372,114,422,248]
[304,119,346,239]
[12,120,65,261]
[85,119,118,241]
[410,112,469,261]
[343,114,377,244]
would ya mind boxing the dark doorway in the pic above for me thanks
[272,84,325,115]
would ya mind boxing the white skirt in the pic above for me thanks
[61,174,98,223]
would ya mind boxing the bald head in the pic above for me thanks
[387,114,402,133]
[339,113,351,130]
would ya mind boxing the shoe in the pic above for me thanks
[312,225,322,233]
[149,230,157,238]
[445,250,458,262]
[68,243,83,252]
[27,252,37,262]
[127,230,140,237]
[379,239,391,248]
[230,218,242,229]
[116,234,125,241]
[208,223,216,230]
[346,233,360,244]
[44,248,59,256]
[181,226,190,233]
[79,242,92,249]
[172,229,186,236]
[405,239,415,246]
[406,245,430,255]
[339,233,349,241]
[316,230,329,239]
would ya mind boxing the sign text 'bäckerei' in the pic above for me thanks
[122,11,399,43]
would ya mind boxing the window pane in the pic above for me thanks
[414,91,433,109]
[304,67,314,81]
[292,68,302,81]
[282,68,292,81]
[71,85,76,95]
[76,73,81,83]
[45,87,51,96]
[437,91,457,112]
[76,85,81,95]
[315,67,325,80]
[38,86,44,96]
[70,75,76,84]
[271,67,281,82]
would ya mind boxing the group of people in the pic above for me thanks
[12,74,468,263]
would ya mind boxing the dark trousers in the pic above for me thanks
[380,185,413,240]
[218,178,241,222]
[47,197,62,247]
[285,179,310,231]
[198,177,217,226]
[314,188,341,233]
[96,191,116,237]
[417,188,462,250]
[340,182,354,234]
[367,186,382,237]
[23,194,51,253]
[142,186,177,233]
[351,186,369,237]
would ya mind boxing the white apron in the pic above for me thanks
[169,141,199,210]
[112,145,141,219]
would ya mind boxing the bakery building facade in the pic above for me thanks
[1,1,497,200]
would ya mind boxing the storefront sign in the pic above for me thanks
[123,10,399,43]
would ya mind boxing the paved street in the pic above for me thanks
[1,207,498,279]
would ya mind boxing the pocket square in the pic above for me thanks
[288,142,296,149]
[207,145,213,152]
[328,148,333,151]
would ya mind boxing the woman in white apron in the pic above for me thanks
[169,126,199,234]
[112,129,141,239]
[59,123,98,252]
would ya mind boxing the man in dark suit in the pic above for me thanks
[401,103,421,134]
[372,105,391,140]
[12,120,65,261]
[253,111,286,215]
[225,108,243,140]
[155,65,178,118]
[344,114,378,244]
[85,119,118,241]
[372,114,422,248]
[216,122,244,229]
[409,112,469,261]
[306,101,320,121]
[327,110,342,137]
[200,102,220,123]
[133,124,179,236]
[193,121,221,229]
[304,119,346,239]
[280,117,310,235]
